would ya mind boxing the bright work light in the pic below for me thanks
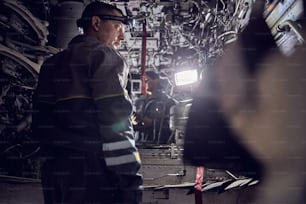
[174,69,198,86]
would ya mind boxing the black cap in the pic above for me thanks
[145,70,159,80]
[76,2,129,28]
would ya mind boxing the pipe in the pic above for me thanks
[140,19,147,94]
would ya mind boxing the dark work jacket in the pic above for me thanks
[134,92,174,144]
[32,35,141,173]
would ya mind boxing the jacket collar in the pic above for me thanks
[68,35,99,47]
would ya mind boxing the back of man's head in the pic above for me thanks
[76,2,123,32]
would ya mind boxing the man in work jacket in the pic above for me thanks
[32,2,142,203]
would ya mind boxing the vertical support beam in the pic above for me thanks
[54,1,83,48]
[194,166,204,204]
[140,19,147,94]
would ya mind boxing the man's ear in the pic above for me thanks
[91,16,101,32]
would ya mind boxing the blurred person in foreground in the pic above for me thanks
[32,2,142,204]
[184,1,306,203]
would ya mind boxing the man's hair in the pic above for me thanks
[76,1,124,31]
[145,71,159,80]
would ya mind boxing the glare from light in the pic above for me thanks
[174,69,198,86]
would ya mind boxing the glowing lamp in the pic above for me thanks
[174,69,198,86]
